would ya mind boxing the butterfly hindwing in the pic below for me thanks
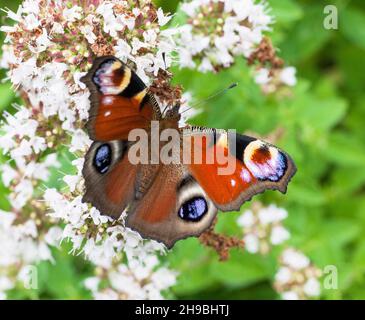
[82,140,138,218]
[125,164,218,249]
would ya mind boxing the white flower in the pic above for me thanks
[157,8,172,26]
[270,225,290,245]
[181,1,201,17]
[89,207,110,225]
[303,278,321,297]
[51,22,64,34]
[178,48,196,69]
[70,129,92,152]
[96,2,122,37]
[150,267,177,290]
[94,289,119,300]
[71,158,85,176]
[11,179,34,210]
[114,39,133,63]
[33,28,52,53]
[280,67,297,86]
[198,57,214,73]
[19,220,38,238]
[24,14,40,31]
[282,248,310,270]
[275,267,292,283]
[44,226,63,246]
[214,48,234,67]
[10,57,37,86]
[10,140,33,161]
[237,209,255,228]
[63,6,82,22]
[72,92,90,120]
[282,291,299,300]
[38,242,53,261]
[0,277,14,292]
[237,203,290,254]
[84,277,100,292]
[134,54,154,83]
[0,25,17,35]
[0,211,15,228]
[1,164,18,187]
[143,29,158,44]
[249,3,272,30]
[124,229,143,249]
[63,175,80,193]
[2,108,37,139]
[274,247,322,300]
[225,0,252,20]
[3,7,22,22]
[177,0,272,72]
[254,68,271,85]
[0,45,19,69]
[120,15,135,30]
[244,234,260,253]
[30,136,46,154]
[131,37,149,55]
[258,204,288,225]
[22,0,39,15]
[44,188,64,206]
[80,25,97,44]
[191,35,210,55]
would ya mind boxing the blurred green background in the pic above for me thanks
[1,0,365,299]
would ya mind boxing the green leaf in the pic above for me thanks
[341,8,365,50]
[0,83,15,111]
[168,239,217,296]
[269,0,303,24]
[296,96,347,131]
[327,133,365,167]
[210,250,273,288]
[280,5,331,62]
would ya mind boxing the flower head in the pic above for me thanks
[274,248,322,300]
[237,202,290,254]
[0,0,179,300]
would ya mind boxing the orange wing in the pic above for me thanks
[82,141,138,218]
[183,129,296,211]
[81,56,161,141]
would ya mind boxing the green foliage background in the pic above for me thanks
[1,0,365,299]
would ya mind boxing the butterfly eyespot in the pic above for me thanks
[93,144,112,174]
[178,197,208,222]
[93,59,115,85]
[244,140,288,182]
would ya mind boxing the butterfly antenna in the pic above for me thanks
[162,52,167,70]
[162,104,170,116]
[180,82,238,115]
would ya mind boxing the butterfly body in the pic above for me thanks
[81,56,296,248]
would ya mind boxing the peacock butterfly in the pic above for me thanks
[81,56,296,248]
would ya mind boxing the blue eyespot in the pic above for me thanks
[178,197,208,222]
[93,144,112,174]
